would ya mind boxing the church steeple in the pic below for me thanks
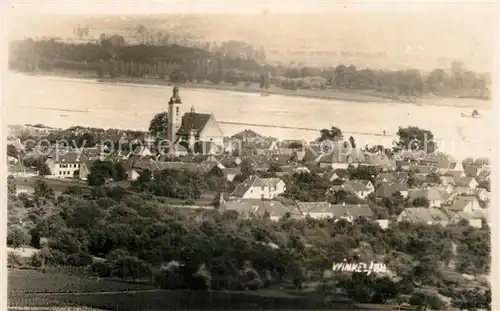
[168,86,183,144]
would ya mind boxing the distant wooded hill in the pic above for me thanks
[9,38,490,100]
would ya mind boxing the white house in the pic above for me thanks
[231,176,286,200]
[45,152,87,178]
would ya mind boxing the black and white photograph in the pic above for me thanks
[2,1,498,310]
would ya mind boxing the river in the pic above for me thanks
[5,72,493,158]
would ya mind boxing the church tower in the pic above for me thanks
[168,86,183,143]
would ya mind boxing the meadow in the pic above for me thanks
[8,269,397,310]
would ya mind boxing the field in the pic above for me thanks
[14,176,89,194]
[9,269,155,294]
[8,269,397,310]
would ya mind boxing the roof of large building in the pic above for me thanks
[177,112,212,136]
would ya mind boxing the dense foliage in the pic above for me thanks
[9,39,490,99]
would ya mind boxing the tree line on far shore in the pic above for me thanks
[9,38,490,99]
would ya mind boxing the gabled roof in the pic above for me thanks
[455,177,477,187]
[297,202,334,214]
[449,196,478,212]
[409,165,439,175]
[224,167,241,175]
[177,112,212,136]
[401,207,449,223]
[231,129,263,140]
[375,182,408,197]
[345,204,374,218]
[48,151,88,164]
[408,188,449,201]
[220,199,291,218]
[343,180,370,193]
[230,176,284,197]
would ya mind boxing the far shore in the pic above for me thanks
[15,69,491,110]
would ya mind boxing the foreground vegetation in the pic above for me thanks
[7,169,491,310]
[9,38,490,101]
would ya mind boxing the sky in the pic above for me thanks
[5,0,498,15]
[3,0,499,72]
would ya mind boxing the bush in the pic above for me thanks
[30,253,44,268]
[91,261,112,277]
[154,267,184,289]
[7,227,30,248]
[8,252,23,267]
[66,252,94,267]
[112,256,152,281]
[41,248,67,266]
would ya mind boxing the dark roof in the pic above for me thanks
[177,112,212,136]
[231,129,263,140]
[48,151,88,164]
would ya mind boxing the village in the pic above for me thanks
[6,87,491,231]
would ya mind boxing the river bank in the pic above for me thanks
[17,69,491,109]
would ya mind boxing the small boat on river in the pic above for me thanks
[461,109,481,119]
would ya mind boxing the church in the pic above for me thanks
[167,86,225,154]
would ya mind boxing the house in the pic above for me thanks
[297,202,348,220]
[454,177,479,190]
[219,199,290,221]
[463,164,483,177]
[219,199,291,221]
[377,172,409,183]
[223,167,241,182]
[342,180,374,199]
[450,210,488,228]
[397,208,449,226]
[375,182,408,198]
[231,129,263,143]
[447,196,482,213]
[418,152,460,173]
[407,188,451,208]
[446,170,466,180]
[317,146,366,170]
[230,176,286,199]
[45,152,87,178]
[409,165,439,175]
[275,165,308,177]
[343,204,375,221]
[453,186,473,196]
[440,176,456,187]
[475,188,490,202]
[78,159,97,180]
[364,154,396,171]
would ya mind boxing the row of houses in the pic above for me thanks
[219,196,489,229]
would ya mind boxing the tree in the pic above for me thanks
[148,112,169,138]
[63,185,84,196]
[34,180,54,200]
[394,126,437,153]
[8,175,16,201]
[37,163,51,177]
[112,255,152,282]
[88,160,115,186]
[318,126,343,142]
[349,136,356,148]
[7,144,18,159]
[113,162,128,181]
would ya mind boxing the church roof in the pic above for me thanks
[177,112,212,136]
